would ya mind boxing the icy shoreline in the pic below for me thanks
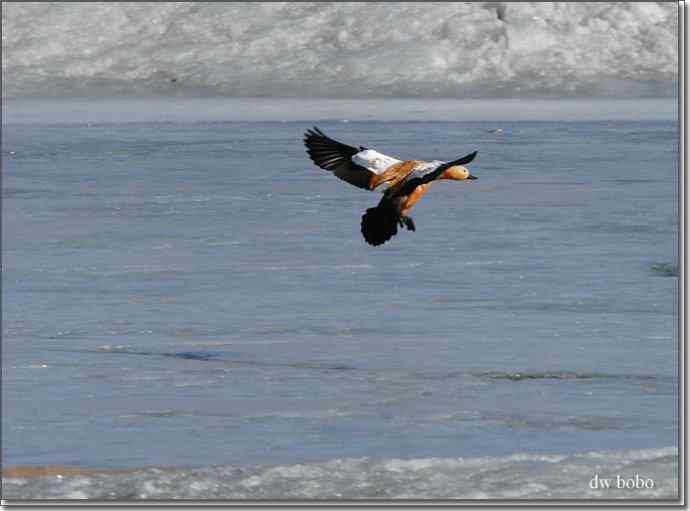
[2,3,677,99]
[2,447,678,500]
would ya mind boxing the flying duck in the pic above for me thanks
[304,127,478,246]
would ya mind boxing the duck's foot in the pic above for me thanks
[400,216,416,231]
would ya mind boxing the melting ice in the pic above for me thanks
[2,2,677,98]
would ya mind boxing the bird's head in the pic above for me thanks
[441,165,477,181]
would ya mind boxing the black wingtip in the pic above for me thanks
[439,150,478,169]
[304,126,329,144]
[454,150,478,165]
[303,125,363,177]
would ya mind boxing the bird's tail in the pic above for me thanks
[361,205,398,246]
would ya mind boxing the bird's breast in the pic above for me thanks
[398,183,431,214]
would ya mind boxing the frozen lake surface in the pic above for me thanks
[1,99,678,499]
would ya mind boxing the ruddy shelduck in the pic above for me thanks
[304,127,478,246]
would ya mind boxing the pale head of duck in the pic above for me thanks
[441,165,477,181]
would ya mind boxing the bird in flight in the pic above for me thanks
[304,127,478,246]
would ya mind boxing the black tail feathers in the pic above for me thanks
[361,206,415,246]
[361,206,398,246]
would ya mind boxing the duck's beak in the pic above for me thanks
[467,174,478,180]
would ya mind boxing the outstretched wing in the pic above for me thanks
[395,151,478,197]
[304,127,399,190]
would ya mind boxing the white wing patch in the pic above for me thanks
[402,160,445,182]
[351,149,401,175]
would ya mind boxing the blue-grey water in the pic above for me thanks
[1,101,679,499]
